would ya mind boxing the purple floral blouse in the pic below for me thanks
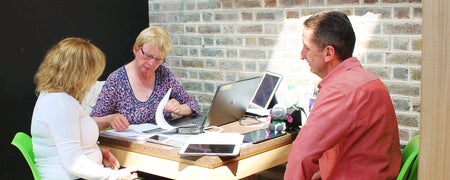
[90,65,199,124]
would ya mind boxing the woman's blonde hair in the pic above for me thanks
[133,26,172,59]
[34,37,106,102]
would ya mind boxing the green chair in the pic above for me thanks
[11,132,41,180]
[397,135,419,180]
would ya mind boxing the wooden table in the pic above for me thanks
[99,121,297,180]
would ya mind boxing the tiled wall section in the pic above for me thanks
[148,0,422,145]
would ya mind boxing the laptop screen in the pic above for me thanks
[204,77,261,127]
[248,71,283,109]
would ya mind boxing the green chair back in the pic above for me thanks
[11,132,41,180]
[397,135,419,180]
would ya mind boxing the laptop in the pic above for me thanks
[168,76,261,129]
[246,71,283,116]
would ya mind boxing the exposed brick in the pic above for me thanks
[198,24,221,34]
[392,37,409,51]
[184,0,196,10]
[383,0,421,3]
[279,0,304,7]
[237,25,263,34]
[187,70,199,79]
[203,82,216,93]
[199,70,224,81]
[355,7,392,19]
[385,81,420,97]
[393,67,409,80]
[398,128,409,142]
[245,37,258,46]
[394,7,410,19]
[366,66,390,79]
[215,12,239,21]
[256,11,283,21]
[235,0,262,8]
[264,24,279,34]
[198,1,220,10]
[397,113,419,127]
[179,35,202,46]
[170,68,188,79]
[286,11,299,19]
[411,97,421,113]
[186,25,196,33]
[153,0,424,138]
[227,49,238,58]
[393,97,411,111]
[204,36,214,46]
[189,48,199,57]
[413,7,422,19]
[181,59,205,68]
[301,9,328,17]
[216,36,243,46]
[202,12,213,22]
[365,38,390,50]
[245,61,258,71]
[221,0,234,8]
[386,53,421,65]
[363,0,380,4]
[411,38,422,51]
[205,59,218,69]
[410,67,421,81]
[309,0,326,6]
[328,0,359,5]
[182,81,203,91]
[172,47,188,56]
[223,25,235,34]
[160,1,184,11]
[384,22,422,35]
[366,52,385,64]
[264,0,277,7]
[219,60,244,71]
[178,12,201,23]
[166,24,185,34]
[240,49,266,59]
[259,37,278,46]
[201,48,225,57]
[241,12,254,21]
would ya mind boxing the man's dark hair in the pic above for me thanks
[303,11,356,61]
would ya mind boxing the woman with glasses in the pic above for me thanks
[91,26,199,131]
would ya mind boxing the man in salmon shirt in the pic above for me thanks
[284,11,402,180]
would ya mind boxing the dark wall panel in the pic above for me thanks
[0,0,148,178]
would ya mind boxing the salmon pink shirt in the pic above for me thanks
[285,57,402,180]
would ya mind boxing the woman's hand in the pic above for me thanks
[164,99,193,116]
[108,114,130,131]
[101,147,120,170]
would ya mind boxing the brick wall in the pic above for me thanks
[147,0,422,145]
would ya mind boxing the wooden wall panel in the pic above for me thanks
[421,0,450,179]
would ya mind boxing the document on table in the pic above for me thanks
[155,88,177,130]
[101,123,160,140]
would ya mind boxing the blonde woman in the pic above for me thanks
[31,37,137,179]
[91,26,199,131]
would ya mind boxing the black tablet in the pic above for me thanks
[242,129,286,144]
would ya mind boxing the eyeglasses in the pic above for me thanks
[140,48,165,63]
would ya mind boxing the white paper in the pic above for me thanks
[155,88,176,130]
[101,123,159,140]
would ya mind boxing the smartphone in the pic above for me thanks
[242,129,286,144]
[147,134,170,143]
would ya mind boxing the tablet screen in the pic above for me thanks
[184,144,235,154]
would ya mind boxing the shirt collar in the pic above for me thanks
[318,57,362,89]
